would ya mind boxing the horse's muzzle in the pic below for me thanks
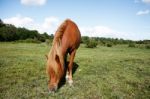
[48,85,58,93]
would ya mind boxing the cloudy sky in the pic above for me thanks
[1,0,150,40]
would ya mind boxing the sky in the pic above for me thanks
[0,0,150,40]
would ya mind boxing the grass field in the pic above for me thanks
[0,42,150,99]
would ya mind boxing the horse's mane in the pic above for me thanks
[47,19,70,77]
[52,19,68,46]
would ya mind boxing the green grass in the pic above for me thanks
[0,42,150,99]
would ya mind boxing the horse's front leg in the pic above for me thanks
[66,50,76,86]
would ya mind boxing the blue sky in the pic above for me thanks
[1,0,150,40]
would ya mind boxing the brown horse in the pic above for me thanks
[46,19,81,92]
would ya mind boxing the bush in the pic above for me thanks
[145,44,150,49]
[17,38,41,43]
[86,40,98,48]
[106,43,112,47]
[128,43,136,47]
[81,36,89,44]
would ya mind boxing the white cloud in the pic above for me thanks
[42,17,59,29]
[136,9,149,15]
[80,26,127,39]
[4,14,34,27]
[80,26,115,37]
[33,17,59,33]
[21,0,47,6]
[3,15,59,34]
[142,0,150,4]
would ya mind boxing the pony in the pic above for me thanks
[46,19,81,92]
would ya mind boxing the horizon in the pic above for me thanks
[1,0,150,40]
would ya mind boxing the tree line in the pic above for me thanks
[0,19,53,42]
[82,36,149,46]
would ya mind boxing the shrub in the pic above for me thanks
[145,44,150,49]
[17,38,41,43]
[81,36,89,44]
[128,43,136,47]
[106,43,112,47]
[86,40,98,48]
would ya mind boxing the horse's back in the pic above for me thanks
[62,19,81,53]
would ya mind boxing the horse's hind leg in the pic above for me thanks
[66,50,76,86]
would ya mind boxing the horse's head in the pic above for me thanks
[46,53,64,92]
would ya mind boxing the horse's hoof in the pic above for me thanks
[65,74,69,80]
[68,80,73,86]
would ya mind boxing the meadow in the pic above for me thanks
[0,42,150,99]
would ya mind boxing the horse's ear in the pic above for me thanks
[45,54,48,60]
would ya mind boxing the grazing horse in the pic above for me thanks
[46,19,81,92]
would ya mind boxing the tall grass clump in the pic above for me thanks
[45,39,51,46]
